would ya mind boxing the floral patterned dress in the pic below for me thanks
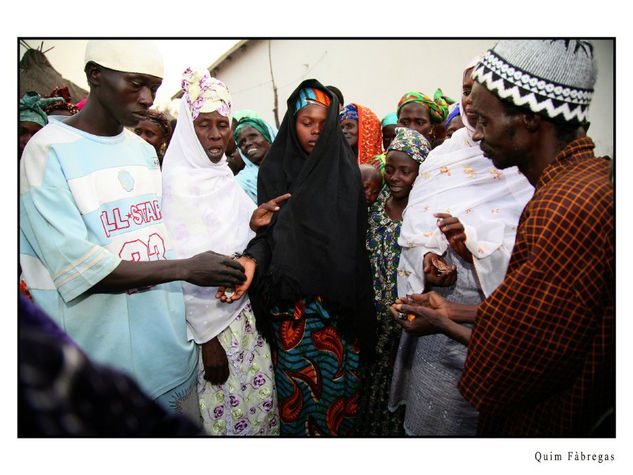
[357,190,406,436]
[198,303,280,436]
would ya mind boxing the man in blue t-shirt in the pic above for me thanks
[19,40,247,425]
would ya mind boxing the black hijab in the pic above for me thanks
[246,79,376,352]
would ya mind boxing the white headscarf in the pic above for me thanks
[161,76,256,344]
[397,56,534,298]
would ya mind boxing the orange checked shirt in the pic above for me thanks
[458,137,614,436]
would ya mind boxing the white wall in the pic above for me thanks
[211,39,614,157]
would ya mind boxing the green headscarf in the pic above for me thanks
[19,91,63,127]
[233,117,273,144]
[396,89,450,124]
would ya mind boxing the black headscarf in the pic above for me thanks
[246,79,376,353]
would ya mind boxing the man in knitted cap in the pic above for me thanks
[19,40,247,427]
[391,40,613,436]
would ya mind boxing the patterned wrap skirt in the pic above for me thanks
[271,298,360,436]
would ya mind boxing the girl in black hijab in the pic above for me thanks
[240,79,376,436]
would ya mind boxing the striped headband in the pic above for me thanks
[294,88,331,114]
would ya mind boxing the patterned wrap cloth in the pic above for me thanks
[397,89,450,124]
[271,298,361,436]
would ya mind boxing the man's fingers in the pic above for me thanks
[224,258,245,272]
[218,272,247,287]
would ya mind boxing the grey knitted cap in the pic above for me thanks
[471,40,597,124]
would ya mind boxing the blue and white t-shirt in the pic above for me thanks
[19,117,198,399]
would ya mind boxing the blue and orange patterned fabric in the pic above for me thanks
[270,298,360,436]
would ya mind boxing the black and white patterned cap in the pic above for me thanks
[472,40,597,124]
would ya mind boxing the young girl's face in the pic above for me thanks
[384,150,419,200]
[295,104,328,155]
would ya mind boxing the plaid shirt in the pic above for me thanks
[458,137,614,436]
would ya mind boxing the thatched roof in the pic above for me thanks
[19,47,89,103]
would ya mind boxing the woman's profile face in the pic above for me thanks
[295,104,328,155]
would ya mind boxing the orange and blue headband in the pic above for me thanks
[294,88,331,114]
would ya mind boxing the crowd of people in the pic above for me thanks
[18,39,614,437]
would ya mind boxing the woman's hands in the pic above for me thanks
[434,212,472,263]
[216,256,256,303]
[250,193,292,231]
[423,252,457,287]
[391,292,452,337]
[391,292,472,345]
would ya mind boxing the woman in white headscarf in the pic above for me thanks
[161,69,279,436]
[388,56,534,436]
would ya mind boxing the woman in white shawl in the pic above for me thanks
[161,69,279,436]
[388,57,534,436]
